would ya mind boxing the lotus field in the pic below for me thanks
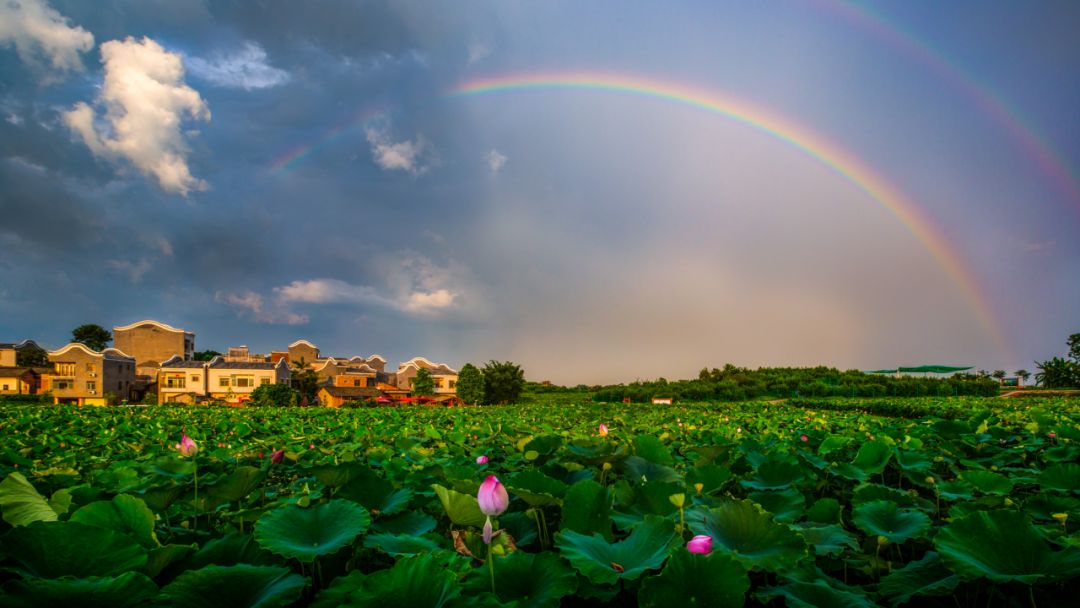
[0,397,1078,606]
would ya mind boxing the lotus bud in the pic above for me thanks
[925,476,936,485]
[877,535,889,547]
[602,462,613,472]
[477,475,509,516]
[1003,498,1014,507]
[476,455,489,465]
[1053,513,1068,522]
[800,434,809,442]
[598,423,609,437]
[669,493,685,508]
[686,535,712,555]
[175,434,198,458]
[694,483,704,496]
[270,449,284,464]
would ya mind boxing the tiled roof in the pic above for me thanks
[210,360,279,370]
[161,359,207,369]
[320,386,380,398]
[0,367,34,377]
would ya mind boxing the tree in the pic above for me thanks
[290,359,319,403]
[71,324,111,351]
[1015,369,1031,385]
[16,347,48,367]
[1035,357,1078,389]
[250,382,300,407]
[991,370,1006,383]
[483,360,525,405]
[411,368,435,396]
[194,350,221,362]
[1068,333,1080,363]
[456,363,484,405]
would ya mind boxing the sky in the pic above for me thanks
[1,0,1078,384]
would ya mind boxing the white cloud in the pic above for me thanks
[108,258,151,283]
[275,278,385,305]
[0,0,93,80]
[216,290,309,325]
[185,41,289,90]
[63,36,210,195]
[364,121,431,175]
[467,40,490,65]
[486,149,507,174]
[404,289,456,313]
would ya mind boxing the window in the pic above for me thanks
[219,377,231,388]
[164,375,185,389]
[86,380,96,391]
[260,377,270,385]
[449,380,456,389]
[191,375,200,383]
[234,376,254,388]
[86,362,94,371]
[54,379,73,390]
[354,379,361,387]
[2,384,8,391]
[55,362,75,376]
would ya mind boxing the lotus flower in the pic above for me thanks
[800,434,809,442]
[476,455,489,465]
[598,423,609,436]
[270,449,284,464]
[175,434,198,458]
[478,475,509,545]
[478,475,509,516]
[687,535,712,555]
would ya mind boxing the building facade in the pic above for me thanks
[43,343,136,405]
[206,356,291,404]
[157,356,210,404]
[113,320,195,378]
[395,357,458,394]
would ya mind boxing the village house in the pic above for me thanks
[206,356,291,404]
[157,356,210,404]
[43,343,136,405]
[113,320,195,378]
[395,357,459,394]
[0,340,50,395]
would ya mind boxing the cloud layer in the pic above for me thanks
[185,41,289,90]
[64,36,210,195]
[0,0,93,79]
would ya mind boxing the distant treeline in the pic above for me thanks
[530,365,1000,402]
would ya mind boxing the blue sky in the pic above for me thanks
[1,0,1077,383]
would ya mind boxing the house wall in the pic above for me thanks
[0,371,35,394]
[158,368,209,404]
[207,368,277,403]
[46,346,135,405]
[114,322,193,377]
[289,342,319,366]
[0,348,14,367]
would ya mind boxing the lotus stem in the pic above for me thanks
[487,542,495,594]
[193,455,199,532]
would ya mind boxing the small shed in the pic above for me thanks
[652,396,674,405]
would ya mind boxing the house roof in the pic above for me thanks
[113,320,193,335]
[0,367,35,377]
[397,356,458,375]
[49,343,135,362]
[161,358,207,369]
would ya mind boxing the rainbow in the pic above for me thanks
[450,72,1010,355]
[815,0,1080,212]
[270,109,386,173]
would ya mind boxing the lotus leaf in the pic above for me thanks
[0,571,158,608]
[687,499,808,571]
[639,549,749,607]
[0,520,146,578]
[253,499,370,562]
[159,564,306,608]
[555,515,676,585]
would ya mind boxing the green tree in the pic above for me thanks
[290,359,319,403]
[1068,333,1080,362]
[16,347,48,366]
[456,363,484,405]
[991,370,1006,383]
[1035,356,1078,389]
[250,382,300,407]
[411,368,435,396]
[1015,369,1030,385]
[194,350,221,362]
[71,324,111,351]
[483,360,525,404]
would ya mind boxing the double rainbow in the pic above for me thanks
[450,72,1009,355]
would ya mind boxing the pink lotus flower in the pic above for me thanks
[270,449,284,464]
[800,434,809,442]
[308,444,315,449]
[476,455,489,465]
[687,535,712,555]
[175,434,198,458]
[478,475,509,545]
[598,423,609,437]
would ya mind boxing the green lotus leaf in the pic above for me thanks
[757,580,875,608]
[69,494,159,549]
[852,500,931,544]
[523,434,564,456]
[555,515,676,585]
[308,462,367,487]
[852,440,892,474]
[798,524,859,556]
[506,470,567,507]
[624,456,681,484]
[934,509,1080,583]
[478,550,578,608]
[741,461,806,491]
[561,479,614,541]
[190,532,278,568]
[362,532,442,556]
[687,499,808,571]
[1024,495,1080,521]
[432,483,487,528]
[1,521,146,578]
[817,435,852,456]
[146,543,196,579]
[0,472,57,526]
[684,464,732,494]
[959,470,1013,495]
[878,552,960,607]
[338,468,413,515]
[639,549,749,608]
[253,499,371,562]
[159,564,306,608]
[1040,463,1080,493]
[831,462,869,481]
[936,479,975,501]
[203,466,268,505]
[633,434,673,465]
[371,510,438,536]
[894,449,931,472]
[748,488,805,522]
[312,553,459,607]
[806,498,842,524]
[0,571,158,608]
[852,483,929,509]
